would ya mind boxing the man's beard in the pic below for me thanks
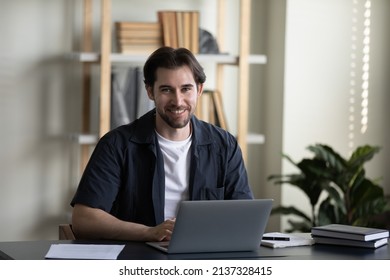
[156,107,192,129]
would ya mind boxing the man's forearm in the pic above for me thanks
[71,204,151,241]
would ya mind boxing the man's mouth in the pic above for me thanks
[167,108,186,115]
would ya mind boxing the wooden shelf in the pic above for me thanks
[69,133,98,145]
[73,0,266,167]
[69,132,264,146]
[247,133,266,144]
[66,52,267,65]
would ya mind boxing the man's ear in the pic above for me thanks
[146,85,154,100]
[197,83,204,97]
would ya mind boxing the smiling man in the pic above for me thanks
[70,47,253,242]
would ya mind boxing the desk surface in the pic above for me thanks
[0,239,389,260]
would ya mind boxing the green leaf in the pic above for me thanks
[296,159,336,182]
[349,179,384,209]
[268,171,325,208]
[318,197,346,225]
[307,144,346,173]
[271,206,312,222]
[323,185,346,214]
[267,173,303,185]
[285,219,312,233]
[348,145,380,170]
[281,153,298,167]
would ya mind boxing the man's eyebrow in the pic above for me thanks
[158,84,194,89]
[158,84,173,89]
[181,84,194,88]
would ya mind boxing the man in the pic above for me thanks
[71,47,253,241]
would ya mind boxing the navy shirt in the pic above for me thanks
[71,109,253,226]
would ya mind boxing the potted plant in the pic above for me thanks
[268,144,390,232]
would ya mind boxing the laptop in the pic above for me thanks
[146,199,273,254]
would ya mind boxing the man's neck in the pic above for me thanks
[155,119,192,141]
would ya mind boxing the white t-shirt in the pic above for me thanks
[156,131,192,220]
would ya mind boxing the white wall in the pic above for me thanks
[0,0,78,240]
[250,0,287,231]
[281,0,390,229]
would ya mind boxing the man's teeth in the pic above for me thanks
[170,109,185,114]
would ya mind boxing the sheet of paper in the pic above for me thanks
[261,232,314,248]
[45,244,125,260]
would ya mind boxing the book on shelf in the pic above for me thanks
[115,21,161,30]
[115,21,163,54]
[158,10,199,53]
[209,90,227,130]
[118,37,162,45]
[176,11,184,48]
[118,45,161,54]
[190,11,199,53]
[312,236,388,249]
[157,11,174,49]
[183,11,191,50]
[116,29,162,39]
[311,224,389,242]
[195,90,228,130]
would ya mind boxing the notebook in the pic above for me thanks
[146,199,273,254]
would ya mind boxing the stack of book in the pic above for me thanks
[311,224,389,249]
[158,10,199,53]
[115,11,200,54]
[115,21,163,54]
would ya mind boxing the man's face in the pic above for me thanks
[146,66,203,132]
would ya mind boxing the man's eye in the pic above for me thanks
[161,88,171,93]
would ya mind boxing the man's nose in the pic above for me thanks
[171,90,183,105]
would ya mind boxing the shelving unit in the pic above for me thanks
[72,0,266,169]
[67,52,266,65]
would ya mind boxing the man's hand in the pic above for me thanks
[147,219,176,241]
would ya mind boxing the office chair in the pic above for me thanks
[59,224,76,240]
